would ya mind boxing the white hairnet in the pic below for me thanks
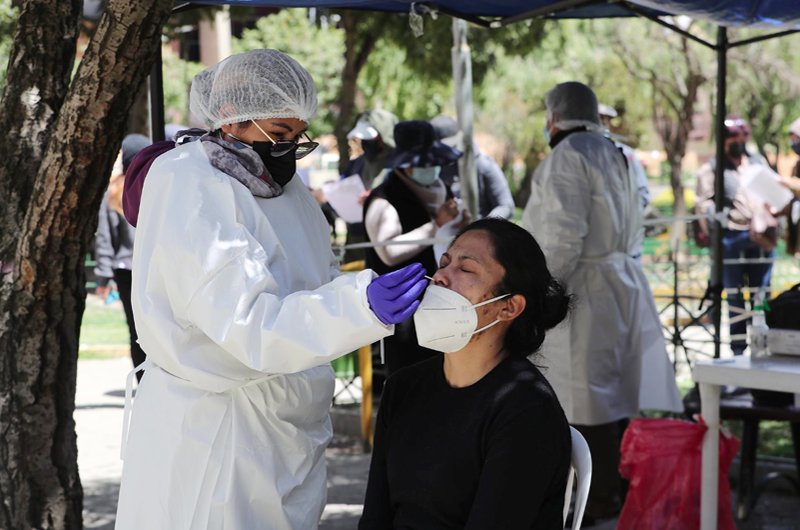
[190,49,318,131]
[545,81,602,132]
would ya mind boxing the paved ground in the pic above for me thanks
[76,357,799,530]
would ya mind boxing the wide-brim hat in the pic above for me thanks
[384,120,462,169]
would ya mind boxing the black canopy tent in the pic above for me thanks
[151,0,800,360]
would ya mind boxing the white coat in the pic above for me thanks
[523,131,682,426]
[115,141,392,529]
[615,141,650,259]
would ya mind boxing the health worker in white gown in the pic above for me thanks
[523,81,682,520]
[114,49,428,530]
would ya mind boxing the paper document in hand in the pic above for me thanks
[740,165,794,211]
[322,175,367,224]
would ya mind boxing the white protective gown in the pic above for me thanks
[115,141,393,530]
[523,131,682,426]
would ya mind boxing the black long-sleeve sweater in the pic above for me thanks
[359,353,571,530]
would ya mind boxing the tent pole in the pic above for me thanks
[149,43,166,143]
[712,27,727,359]
[452,19,478,218]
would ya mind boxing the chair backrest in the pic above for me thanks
[563,426,593,530]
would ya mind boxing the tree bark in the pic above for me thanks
[0,0,81,265]
[127,80,151,137]
[333,12,385,174]
[668,150,686,252]
[334,11,358,174]
[0,0,174,527]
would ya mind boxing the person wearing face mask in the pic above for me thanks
[335,109,400,263]
[429,114,515,220]
[696,115,776,358]
[114,50,427,530]
[360,219,572,529]
[523,82,682,523]
[363,120,467,375]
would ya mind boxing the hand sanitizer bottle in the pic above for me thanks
[749,289,770,357]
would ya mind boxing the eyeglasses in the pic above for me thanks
[251,120,319,160]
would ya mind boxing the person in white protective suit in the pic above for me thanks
[598,103,651,261]
[523,82,682,522]
[114,49,428,530]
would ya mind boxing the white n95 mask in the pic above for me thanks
[414,284,509,353]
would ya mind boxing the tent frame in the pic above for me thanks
[149,1,800,361]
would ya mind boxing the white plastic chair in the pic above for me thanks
[563,426,593,530]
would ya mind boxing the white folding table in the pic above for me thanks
[692,355,800,530]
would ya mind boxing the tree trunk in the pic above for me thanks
[335,11,358,174]
[0,0,81,265]
[668,152,686,253]
[127,80,150,136]
[0,0,174,527]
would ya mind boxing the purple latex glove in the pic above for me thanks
[367,263,428,325]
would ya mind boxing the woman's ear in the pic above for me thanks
[498,294,526,322]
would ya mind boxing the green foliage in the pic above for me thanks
[476,19,656,181]
[233,9,345,137]
[0,0,18,91]
[726,29,800,156]
[358,35,451,121]
[373,13,548,87]
[162,50,205,126]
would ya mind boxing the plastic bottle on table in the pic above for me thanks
[749,289,770,357]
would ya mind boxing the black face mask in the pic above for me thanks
[728,142,747,159]
[252,141,296,187]
[361,139,383,161]
[792,142,800,156]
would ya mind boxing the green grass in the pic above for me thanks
[80,304,130,346]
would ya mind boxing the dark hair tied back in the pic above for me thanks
[455,218,573,357]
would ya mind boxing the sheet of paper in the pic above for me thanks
[740,165,794,211]
[322,175,367,224]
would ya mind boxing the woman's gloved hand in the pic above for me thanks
[367,262,428,325]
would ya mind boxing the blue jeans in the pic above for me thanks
[722,229,773,355]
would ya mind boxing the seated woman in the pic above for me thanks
[360,218,573,530]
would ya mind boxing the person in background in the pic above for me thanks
[430,114,515,220]
[696,116,775,357]
[598,103,651,261]
[782,117,800,195]
[778,118,800,256]
[340,109,399,263]
[95,133,150,381]
[364,120,467,375]
[523,81,682,524]
[360,219,572,530]
[164,123,187,141]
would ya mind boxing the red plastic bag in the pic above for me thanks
[617,417,740,530]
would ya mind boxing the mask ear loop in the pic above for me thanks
[470,293,511,334]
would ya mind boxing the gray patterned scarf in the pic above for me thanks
[176,129,284,198]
